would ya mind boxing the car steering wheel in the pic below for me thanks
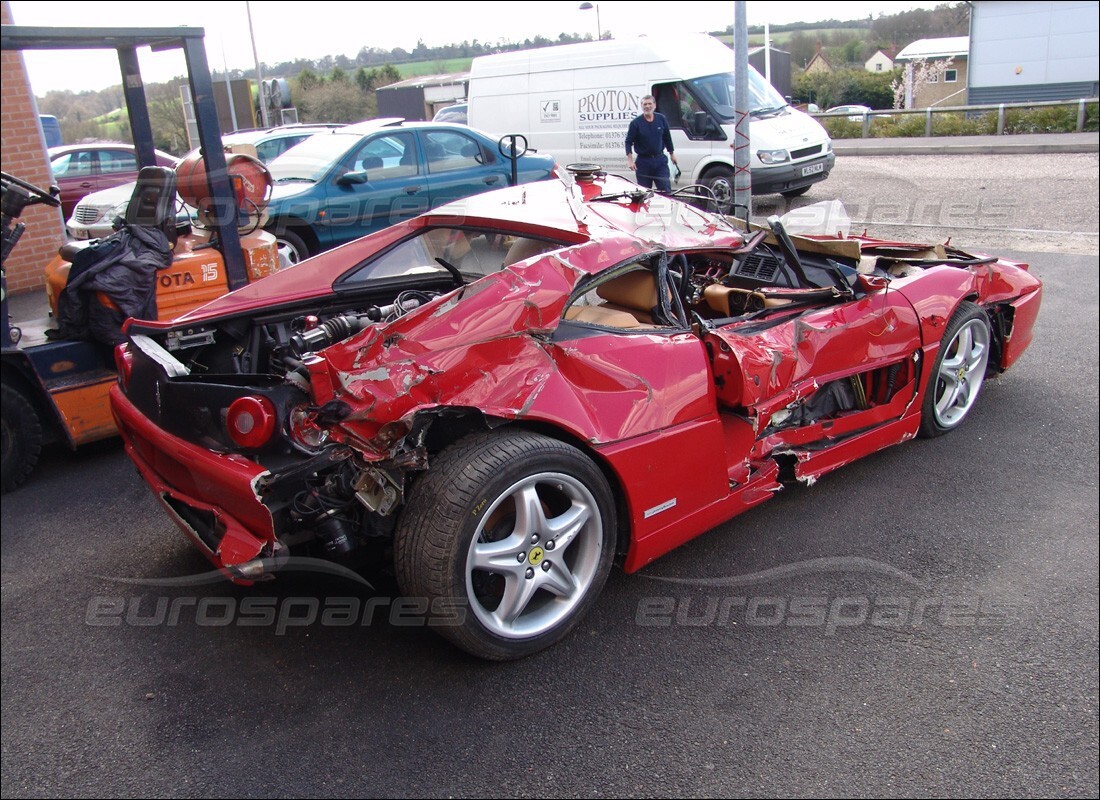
[0,171,62,208]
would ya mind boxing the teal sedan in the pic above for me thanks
[263,119,557,262]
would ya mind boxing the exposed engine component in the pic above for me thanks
[287,290,438,357]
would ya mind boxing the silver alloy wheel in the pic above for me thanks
[277,239,303,266]
[933,317,990,428]
[465,471,604,640]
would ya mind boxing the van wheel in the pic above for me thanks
[1,383,44,494]
[701,166,736,214]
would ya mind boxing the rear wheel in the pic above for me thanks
[1,383,44,493]
[919,302,992,438]
[394,431,616,660]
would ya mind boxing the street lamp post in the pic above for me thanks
[579,2,602,41]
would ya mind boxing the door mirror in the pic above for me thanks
[693,111,709,137]
[337,171,369,186]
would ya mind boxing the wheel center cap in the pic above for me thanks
[528,546,545,566]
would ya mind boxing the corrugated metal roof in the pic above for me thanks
[378,72,470,92]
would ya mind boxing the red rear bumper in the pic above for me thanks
[111,385,275,578]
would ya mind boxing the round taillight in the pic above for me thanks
[226,396,277,449]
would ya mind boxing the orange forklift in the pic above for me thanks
[2,25,279,492]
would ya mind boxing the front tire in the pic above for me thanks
[919,302,992,438]
[269,227,310,265]
[700,165,736,214]
[395,431,616,660]
[2,383,44,493]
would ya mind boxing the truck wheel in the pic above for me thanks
[394,431,616,660]
[1,383,44,493]
[701,166,736,214]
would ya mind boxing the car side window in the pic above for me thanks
[256,136,303,163]
[99,150,137,174]
[352,132,419,179]
[423,131,482,174]
[655,82,709,138]
[52,151,93,178]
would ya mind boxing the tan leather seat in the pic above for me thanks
[502,237,550,266]
[564,269,663,329]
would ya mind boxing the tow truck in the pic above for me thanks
[2,25,280,492]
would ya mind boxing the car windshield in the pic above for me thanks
[267,132,365,182]
[686,68,789,120]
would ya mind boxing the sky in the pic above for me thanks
[9,0,948,95]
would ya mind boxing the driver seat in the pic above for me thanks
[58,166,180,263]
[124,166,180,246]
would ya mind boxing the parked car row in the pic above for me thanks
[65,124,341,240]
[63,120,557,266]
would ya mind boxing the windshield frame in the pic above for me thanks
[684,67,789,122]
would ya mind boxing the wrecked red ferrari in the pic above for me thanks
[110,169,1042,660]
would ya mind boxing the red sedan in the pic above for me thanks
[48,143,177,219]
[110,169,1042,660]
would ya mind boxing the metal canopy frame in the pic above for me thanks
[2,24,248,288]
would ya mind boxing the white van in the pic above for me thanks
[468,33,834,201]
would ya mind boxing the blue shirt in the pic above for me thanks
[625,112,674,158]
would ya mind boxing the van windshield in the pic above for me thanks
[686,69,788,121]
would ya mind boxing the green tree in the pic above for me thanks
[296,67,321,93]
[146,80,188,154]
[793,67,894,110]
[297,81,373,123]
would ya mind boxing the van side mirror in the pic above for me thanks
[693,111,709,137]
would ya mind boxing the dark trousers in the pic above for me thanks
[634,155,671,192]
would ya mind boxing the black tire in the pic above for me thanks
[700,165,736,214]
[394,430,616,660]
[269,226,310,264]
[918,302,992,438]
[2,383,44,493]
[781,185,811,199]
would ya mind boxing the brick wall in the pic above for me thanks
[1,0,67,295]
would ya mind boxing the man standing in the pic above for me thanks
[625,95,678,192]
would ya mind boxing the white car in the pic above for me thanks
[825,105,875,122]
